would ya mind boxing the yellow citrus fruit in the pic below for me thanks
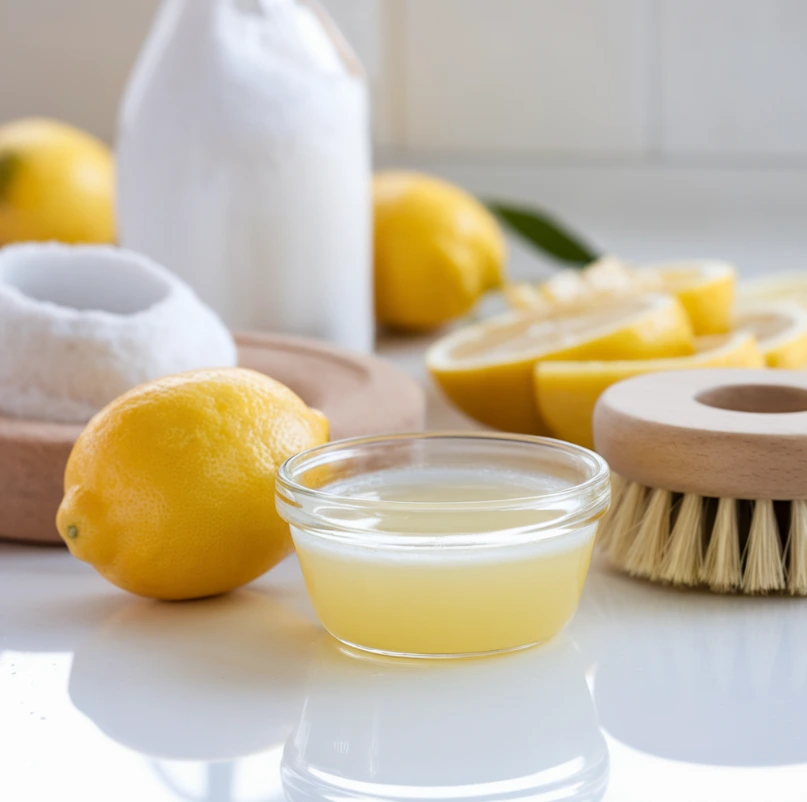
[427,294,694,434]
[737,273,807,311]
[507,257,735,336]
[0,118,115,245]
[506,256,636,312]
[638,260,735,335]
[735,303,807,368]
[374,171,506,331]
[535,331,764,449]
[56,368,328,600]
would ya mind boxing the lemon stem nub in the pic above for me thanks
[66,525,79,540]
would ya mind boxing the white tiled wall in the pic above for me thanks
[658,0,807,157]
[398,0,648,153]
[375,0,807,160]
[1,0,806,161]
[0,0,161,142]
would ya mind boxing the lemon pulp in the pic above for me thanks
[506,257,735,336]
[734,303,807,368]
[292,468,597,657]
[427,294,693,434]
[536,331,764,449]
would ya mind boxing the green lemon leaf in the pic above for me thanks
[487,201,599,267]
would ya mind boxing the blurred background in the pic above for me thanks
[2,0,806,278]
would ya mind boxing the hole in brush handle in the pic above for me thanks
[696,384,807,414]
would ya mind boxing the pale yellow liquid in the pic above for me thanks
[293,469,597,657]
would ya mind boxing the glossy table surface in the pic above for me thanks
[3,337,807,801]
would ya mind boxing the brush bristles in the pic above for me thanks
[661,493,703,586]
[701,496,740,591]
[596,474,627,551]
[624,487,670,579]
[604,481,647,564]
[743,500,785,593]
[598,475,807,595]
[788,500,807,595]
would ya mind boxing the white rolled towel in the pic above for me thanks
[0,243,238,423]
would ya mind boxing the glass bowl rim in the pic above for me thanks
[276,431,610,517]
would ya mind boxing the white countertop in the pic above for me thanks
[3,338,807,802]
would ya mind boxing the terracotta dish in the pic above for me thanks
[0,332,426,545]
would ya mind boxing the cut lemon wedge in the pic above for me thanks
[426,294,694,434]
[507,257,735,336]
[535,332,764,449]
[504,256,635,314]
[737,273,807,311]
[635,260,735,335]
[735,303,807,368]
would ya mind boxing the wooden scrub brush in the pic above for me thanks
[593,369,807,595]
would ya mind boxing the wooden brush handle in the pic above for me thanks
[593,369,807,500]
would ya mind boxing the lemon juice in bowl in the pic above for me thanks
[276,433,610,658]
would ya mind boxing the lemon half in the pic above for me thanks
[535,332,764,449]
[638,260,735,335]
[427,294,694,434]
[505,256,636,312]
[507,257,735,336]
[738,273,807,312]
[735,303,807,368]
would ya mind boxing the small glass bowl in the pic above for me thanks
[276,432,610,659]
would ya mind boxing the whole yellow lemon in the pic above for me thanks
[0,118,115,245]
[374,171,506,332]
[56,368,328,600]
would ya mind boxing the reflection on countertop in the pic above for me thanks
[283,636,608,802]
[3,544,807,801]
[64,582,610,800]
[572,564,807,769]
[68,589,321,761]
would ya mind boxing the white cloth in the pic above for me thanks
[0,243,237,423]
